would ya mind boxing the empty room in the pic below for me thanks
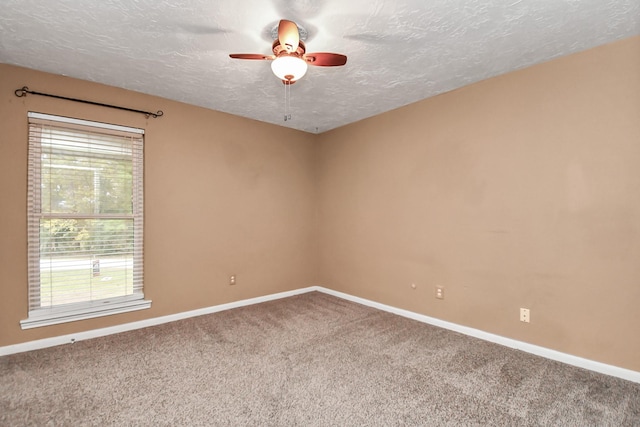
[1,1,639,425]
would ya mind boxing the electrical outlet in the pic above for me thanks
[230,275,236,285]
[520,308,530,323]
[435,286,444,299]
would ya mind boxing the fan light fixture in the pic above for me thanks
[271,56,308,82]
[230,19,346,85]
[230,19,347,121]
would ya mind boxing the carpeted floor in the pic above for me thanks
[1,291,639,426]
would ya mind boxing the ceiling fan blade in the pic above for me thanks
[278,19,299,53]
[229,53,275,60]
[305,52,347,66]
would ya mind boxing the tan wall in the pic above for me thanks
[317,36,640,372]
[0,64,318,346]
[2,36,639,373]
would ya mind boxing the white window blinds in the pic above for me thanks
[21,112,150,329]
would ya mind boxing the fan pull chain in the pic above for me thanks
[287,82,291,121]
[283,81,292,121]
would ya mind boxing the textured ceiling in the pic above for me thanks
[1,1,638,133]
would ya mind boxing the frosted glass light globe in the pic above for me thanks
[271,56,308,82]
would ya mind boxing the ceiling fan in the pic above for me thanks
[229,19,347,84]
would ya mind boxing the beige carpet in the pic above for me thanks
[1,291,639,426]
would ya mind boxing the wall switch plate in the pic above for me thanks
[230,275,236,285]
[520,308,530,323]
[435,286,444,299]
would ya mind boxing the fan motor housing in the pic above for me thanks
[272,40,306,57]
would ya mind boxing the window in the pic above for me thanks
[21,112,150,329]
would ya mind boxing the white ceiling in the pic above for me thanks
[1,1,638,134]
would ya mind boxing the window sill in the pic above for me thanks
[20,298,152,330]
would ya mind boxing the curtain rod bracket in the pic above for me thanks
[14,86,163,118]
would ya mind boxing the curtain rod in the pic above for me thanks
[14,86,163,119]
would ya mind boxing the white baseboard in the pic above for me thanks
[0,287,316,357]
[2,285,638,384]
[315,287,640,384]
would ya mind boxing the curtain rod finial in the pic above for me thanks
[15,86,29,97]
